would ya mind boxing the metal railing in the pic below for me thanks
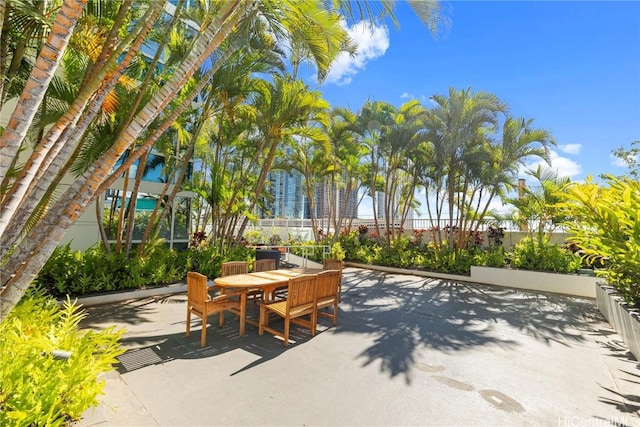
[249,245,331,267]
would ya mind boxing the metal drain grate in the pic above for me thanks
[118,347,165,372]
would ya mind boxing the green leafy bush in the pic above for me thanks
[558,175,640,305]
[422,244,475,275]
[0,289,123,426]
[473,248,507,268]
[509,237,582,273]
[36,242,252,297]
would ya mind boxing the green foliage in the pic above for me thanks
[558,175,640,305]
[421,244,476,275]
[35,243,253,297]
[611,140,640,179]
[0,289,123,426]
[509,237,582,273]
[330,241,346,261]
[339,233,476,275]
[473,248,507,268]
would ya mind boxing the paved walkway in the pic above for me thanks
[79,268,640,426]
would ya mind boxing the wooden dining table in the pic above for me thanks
[213,267,323,327]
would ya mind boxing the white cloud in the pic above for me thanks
[401,92,413,99]
[519,150,582,180]
[325,21,390,86]
[558,143,581,155]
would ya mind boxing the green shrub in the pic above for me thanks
[473,248,507,268]
[0,289,123,426]
[422,244,475,275]
[509,237,582,273]
[36,242,254,297]
[558,175,640,305]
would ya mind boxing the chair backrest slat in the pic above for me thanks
[254,258,276,272]
[221,261,248,277]
[322,259,343,272]
[287,274,317,308]
[316,269,340,300]
[187,271,209,309]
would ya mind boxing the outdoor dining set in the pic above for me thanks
[185,258,344,348]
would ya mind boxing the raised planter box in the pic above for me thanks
[596,283,640,360]
[470,266,597,298]
[345,263,598,298]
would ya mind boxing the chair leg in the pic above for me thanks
[186,308,191,337]
[283,317,290,347]
[200,315,207,348]
[311,309,317,336]
[219,310,225,328]
[332,301,338,326]
[258,305,266,335]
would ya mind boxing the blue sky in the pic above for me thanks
[314,0,640,185]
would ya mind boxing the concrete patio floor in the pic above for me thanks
[79,267,640,426]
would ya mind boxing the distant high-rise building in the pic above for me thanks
[260,169,306,218]
[315,181,358,219]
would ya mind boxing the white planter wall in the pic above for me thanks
[471,266,597,298]
[596,284,640,360]
[345,263,598,299]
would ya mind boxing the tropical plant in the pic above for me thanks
[509,237,581,274]
[418,88,553,252]
[558,175,640,305]
[0,288,123,426]
[505,165,570,243]
[0,0,445,320]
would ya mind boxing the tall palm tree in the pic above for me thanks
[0,0,443,319]
[378,100,427,244]
[234,75,330,241]
[422,87,507,248]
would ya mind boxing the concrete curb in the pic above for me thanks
[67,282,187,307]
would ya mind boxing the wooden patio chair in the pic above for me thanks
[259,274,318,347]
[254,258,276,272]
[323,258,344,301]
[220,260,257,313]
[221,261,249,276]
[249,258,277,303]
[315,269,340,327]
[186,271,246,347]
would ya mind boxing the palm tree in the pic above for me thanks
[378,100,427,244]
[234,75,330,241]
[506,165,570,243]
[0,0,444,319]
[421,87,507,248]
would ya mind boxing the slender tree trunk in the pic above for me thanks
[235,136,280,240]
[0,0,254,319]
[138,142,195,255]
[0,0,87,185]
[0,0,8,106]
[124,149,149,255]
[0,2,162,254]
[96,195,111,253]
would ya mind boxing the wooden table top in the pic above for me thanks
[213,268,323,289]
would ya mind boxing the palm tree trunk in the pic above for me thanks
[124,149,149,255]
[0,0,87,185]
[0,0,254,319]
[96,195,111,253]
[0,2,162,252]
[0,0,8,107]
[138,141,195,255]
[235,137,280,240]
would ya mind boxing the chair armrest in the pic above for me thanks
[207,284,222,293]
[209,289,246,302]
